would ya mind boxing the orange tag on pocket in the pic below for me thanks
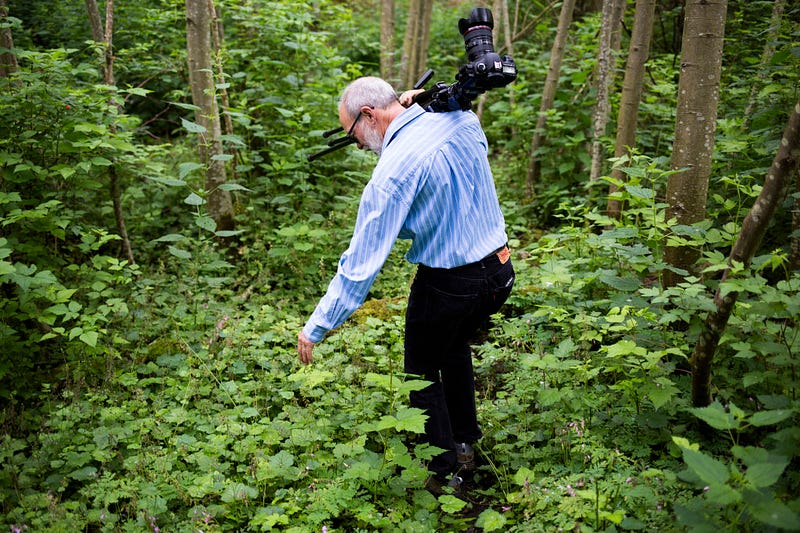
[497,247,510,264]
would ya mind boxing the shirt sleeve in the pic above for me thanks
[302,181,410,343]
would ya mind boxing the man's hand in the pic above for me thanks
[298,331,315,365]
[399,89,425,107]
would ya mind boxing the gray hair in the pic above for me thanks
[340,77,397,119]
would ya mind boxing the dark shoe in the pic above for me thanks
[456,442,476,472]
[425,474,463,495]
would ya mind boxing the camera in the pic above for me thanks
[416,7,517,112]
[308,7,517,160]
[458,8,517,92]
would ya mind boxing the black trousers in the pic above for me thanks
[404,251,514,479]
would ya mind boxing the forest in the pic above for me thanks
[1,0,799,530]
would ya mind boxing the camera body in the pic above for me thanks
[421,7,517,112]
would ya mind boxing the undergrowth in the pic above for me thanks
[3,161,799,532]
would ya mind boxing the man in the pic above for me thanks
[298,76,514,491]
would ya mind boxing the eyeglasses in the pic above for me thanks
[346,111,364,141]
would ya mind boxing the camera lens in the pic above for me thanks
[459,8,495,63]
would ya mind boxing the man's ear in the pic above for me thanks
[361,105,376,123]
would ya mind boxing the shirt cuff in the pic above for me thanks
[302,322,328,344]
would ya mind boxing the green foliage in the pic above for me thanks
[2,1,800,531]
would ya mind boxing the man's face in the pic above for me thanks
[340,106,384,155]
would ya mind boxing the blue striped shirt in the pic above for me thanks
[302,104,508,343]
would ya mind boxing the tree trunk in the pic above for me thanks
[606,0,656,219]
[691,101,800,407]
[0,0,18,77]
[526,0,576,198]
[83,0,135,265]
[208,0,237,184]
[589,0,625,182]
[380,0,396,85]
[743,0,786,126]
[791,168,800,271]
[400,0,431,90]
[662,0,727,289]
[186,0,235,233]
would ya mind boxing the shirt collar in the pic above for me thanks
[382,104,426,152]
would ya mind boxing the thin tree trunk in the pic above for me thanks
[791,168,800,271]
[400,0,431,90]
[691,102,800,407]
[208,0,238,184]
[380,0,396,85]
[0,0,18,77]
[526,0,576,198]
[84,0,135,265]
[663,0,728,289]
[606,0,656,219]
[589,0,625,182]
[743,0,786,126]
[186,0,235,233]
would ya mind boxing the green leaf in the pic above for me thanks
[745,490,800,530]
[147,175,187,187]
[168,101,201,111]
[475,508,507,532]
[218,182,251,192]
[179,162,204,178]
[184,192,205,206]
[745,459,789,488]
[79,331,99,347]
[393,407,427,433]
[211,153,233,161]
[168,246,192,260]
[625,185,656,199]
[152,233,187,243]
[599,274,641,291]
[215,229,244,238]
[688,401,739,430]
[679,445,729,485]
[748,409,792,427]
[181,117,207,133]
[221,482,258,503]
[439,494,467,513]
[195,216,216,233]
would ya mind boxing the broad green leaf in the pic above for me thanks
[215,229,244,238]
[476,508,507,532]
[147,175,186,187]
[748,409,792,427]
[706,482,741,505]
[167,246,192,260]
[679,446,729,485]
[79,331,98,347]
[439,494,467,513]
[168,101,201,111]
[221,482,258,503]
[211,153,233,161]
[184,192,204,206]
[152,233,186,243]
[393,407,427,433]
[195,216,216,233]
[181,117,207,133]
[745,490,800,530]
[179,162,204,178]
[599,274,641,291]
[218,182,251,192]
[688,402,739,430]
[745,459,789,488]
[626,185,655,199]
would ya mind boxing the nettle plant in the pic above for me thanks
[674,401,800,531]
